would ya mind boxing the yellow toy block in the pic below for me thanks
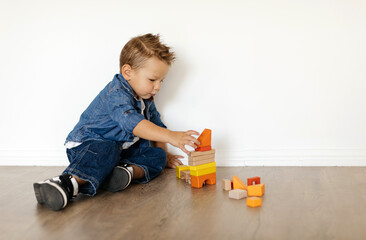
[176,165,190,178]
[247,184,265,197]
[247,197,262,207]
[233,175,247,190]
[189,162,216,176]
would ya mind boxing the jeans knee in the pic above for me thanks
[155,147,167,170]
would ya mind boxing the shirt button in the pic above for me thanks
[129,136,134,140]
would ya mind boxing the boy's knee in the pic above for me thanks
[154,147,167,169]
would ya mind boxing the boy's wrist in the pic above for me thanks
[164,129,174,145]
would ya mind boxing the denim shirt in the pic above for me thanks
[65,74,167,145]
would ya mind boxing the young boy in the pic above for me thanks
[33,33,200,211]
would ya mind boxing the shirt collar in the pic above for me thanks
[115,73,154,103]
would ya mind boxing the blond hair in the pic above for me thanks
[119,33,175,71]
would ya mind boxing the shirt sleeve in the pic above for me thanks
[104,88,145,134]
[148,101,167,129]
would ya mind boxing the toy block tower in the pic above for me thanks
[188,129,216,188]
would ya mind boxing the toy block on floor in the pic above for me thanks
[181,170,191,182]
[191,172,216,188]
[233,175,247,190]
[190,162,216,176]
[247,177,261,186]
[176,165,190,178]
[247,197,262,207]
[195,129,212,152]
[247,184,265,197]
[222,179,232,191]
[229,189,248,200]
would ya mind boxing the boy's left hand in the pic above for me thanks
[166,153,184,168]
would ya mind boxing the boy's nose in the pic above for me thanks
[154,82,161,91]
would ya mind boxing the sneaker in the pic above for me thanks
[102,164,132,192]
[33,174,77,211]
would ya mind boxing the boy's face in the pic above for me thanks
[123,57,170,99]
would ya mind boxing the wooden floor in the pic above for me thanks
[1,166,366,240]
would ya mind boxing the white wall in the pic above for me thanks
[1,0,366,166]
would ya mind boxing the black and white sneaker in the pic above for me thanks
[33,174,78,211]
[102,164,132,192]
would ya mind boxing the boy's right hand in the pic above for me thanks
[168,130,200,155]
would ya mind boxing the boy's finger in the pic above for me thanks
[181,145,189,155]
[175,159,183,165]
[192,137,200,146]
[187,136,200,146]
[185,141,198,150]
[187,130,200,136]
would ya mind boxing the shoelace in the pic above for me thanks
[59,174,75,198]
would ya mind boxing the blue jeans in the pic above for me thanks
[63,139,167,196]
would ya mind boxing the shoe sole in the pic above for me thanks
[103,166,132,192]
[33,182,67,211]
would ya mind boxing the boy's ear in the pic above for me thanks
[121,64,133,80]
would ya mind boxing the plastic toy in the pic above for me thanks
[191,172,216,188]
[247,197,262,207]
[247,177,261,186]
[222,179,232,191]
[195,129,212,152]
[233,175,247,190]
[229,189,248,200]
[189,162,216,176]
[247,184,265,197]
[176,165,190,178]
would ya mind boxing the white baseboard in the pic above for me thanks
[216,148,366,166]
[1,147,366,166]
[0,148,69,166]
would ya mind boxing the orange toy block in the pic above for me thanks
[195,129,212,152]
[247,184,265,197]
[233,175,247,190]
[247,197,262,207]
[191,172,216,188]
[247,177,261,186]
[195,146,212,152]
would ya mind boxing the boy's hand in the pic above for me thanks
[166,154,184,168]
[168,130,200,155]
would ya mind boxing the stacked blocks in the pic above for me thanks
[176,165,190,178]
[176,129,216,189]
[195,129,212,152]
[188,150,215,166]
[189,129,216,188]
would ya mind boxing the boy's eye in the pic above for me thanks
[149,79,156,82]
